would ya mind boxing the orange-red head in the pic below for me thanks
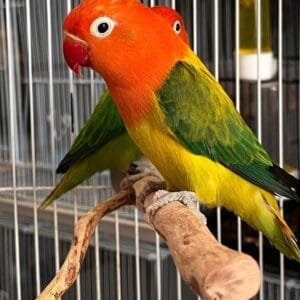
[151,6,189,45]
[63,0,188,90]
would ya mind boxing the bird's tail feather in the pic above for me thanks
[39,172,82,209]
[261,193,300,262]
[267,201,300,261]
[39,180,66,209]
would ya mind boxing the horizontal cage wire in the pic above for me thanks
[0,0,299,299]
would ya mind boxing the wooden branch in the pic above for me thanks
[134,176,261,300]
[37,175,261,300]
[36,189,135,299]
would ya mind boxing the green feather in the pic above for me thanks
[157,61,298,200]
[57,90,127,173]
[40,90,142,208]
[40,133,141,209]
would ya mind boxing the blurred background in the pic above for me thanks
[0,0,299,299]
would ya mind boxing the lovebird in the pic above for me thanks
[40,6,189,209]
[62,0,300,261]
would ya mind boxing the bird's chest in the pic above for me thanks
[126,111,195,190]
[125,106,221,207]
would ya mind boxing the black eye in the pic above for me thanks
[173,20,181,34]
[90,17,116,38]
[97,22,109,34]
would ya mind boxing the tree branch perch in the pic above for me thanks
[133,176,261,300]
[37,176,261,300]
[36,189,135,299]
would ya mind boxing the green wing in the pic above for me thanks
[157,61,299,200]
[57,90,127,173]
[41,90,142,208]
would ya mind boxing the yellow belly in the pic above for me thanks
[126,99,280,227]
[127,107,221,206]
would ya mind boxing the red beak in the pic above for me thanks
[63,33,90,76]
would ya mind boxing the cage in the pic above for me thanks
[0,0,299,299]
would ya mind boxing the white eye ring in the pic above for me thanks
[173,20,181,34]
[90,16,116,38]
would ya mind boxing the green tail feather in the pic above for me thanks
[39,172,82,209]
[282,235,300,262]
[257,193,300,262]
[267,224,300,262]
[40,134,142,209]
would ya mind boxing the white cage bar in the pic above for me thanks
[5,0,21,299]
[0,1,299,300]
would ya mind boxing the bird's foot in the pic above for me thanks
[145,190,207,225]
[120,156,163,190]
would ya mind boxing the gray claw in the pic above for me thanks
[120,156,163,190]
[145,190,207,225]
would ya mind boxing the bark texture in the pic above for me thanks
[37,176,261,300]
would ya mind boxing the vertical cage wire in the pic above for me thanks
[193,3,201,300]
[299,1,300,185]
[5,0,21,298]
[94,194,101,300]
[192,0,198,55]
[192,2,202,300]
[70,1,81,296]
[66,6,77,295]
[235,0,242,253]
[115,211,121,300]
[277,0,285,298]
[214,0,222,243]
[149,2,161,300]
[25,0,40,294]
[170,2,182,299]
[171,0,175,10]
[155,233,162,300]
[134,208,141,300]
[0,1,299,299]
[176,269,182,300]
[86,0,102,287]
[46,0,60,273]
[90,68,102,300]
[214,0,219,82]
[255,1,264,299]
[74,193,81,299]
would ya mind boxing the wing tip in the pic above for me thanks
[270,164,300,199]
[56,155,72,174]
[39,197,53,210]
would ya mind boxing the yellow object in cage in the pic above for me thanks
[239,0,277,80]
[240,0,272,54]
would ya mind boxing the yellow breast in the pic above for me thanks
[126,92,277,228]
[127,99,222,206]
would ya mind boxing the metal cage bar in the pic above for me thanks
[255,1,264,299]
[278,0,285,298]
[192,2,202,300]
[90,68,102,300]
[213,0,222,244]
[235,0,242,253]
[25,0,40,294]
[115,211,121,300]
[5,1,21,298]
[46,0,60,274]
[0,1,299,300]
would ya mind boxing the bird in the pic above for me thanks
[61,0,300,261]
[40,5,189,209]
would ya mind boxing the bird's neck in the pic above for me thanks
[101,44,192,127]
[108,84,155,127]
